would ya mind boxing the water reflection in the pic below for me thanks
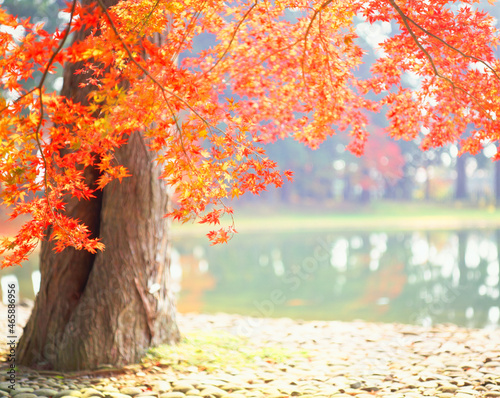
[173,228,500,328]
[3,228,500,328]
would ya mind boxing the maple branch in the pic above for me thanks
[204,0,258,76]
[173,3,207,61]
[222,3,307,79]
[35,0,78,197]
[97,0,213,131]
[387,0,494,118]
[132,0,161,35]
[2,0,84,255]
[163,96,197,174]
[391,3,500,82]
[97,0,286,235]
[96,0,214,174]
[0,88,36,115]
[95,0,253,229]
[96,0,269,166]
[301,0,334,89]
[316,10,341,97]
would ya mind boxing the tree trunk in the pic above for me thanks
[17,0,180,371]
[64,130,180,369]
[342,174,352,201]
[18,130,180,370]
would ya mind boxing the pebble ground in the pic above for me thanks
[1,307,500,398]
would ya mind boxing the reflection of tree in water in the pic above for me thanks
[362,235,407,301]
[458,230,467,287]
[405,229,500,328]
[456,230,499,327]
[176,252,216,313]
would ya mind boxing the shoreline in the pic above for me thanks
[1,306,500,397]
[172,216,500,237]
[171,207,500,237]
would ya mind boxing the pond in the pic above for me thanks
[3,228,500,329]
[172,228,500,329]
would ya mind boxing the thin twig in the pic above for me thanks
[203,0,258,76]
[301,0,334,89]
[0,88,36,115]
[163,94,197,174]
[131,0,161,35]
[173,2,207,62]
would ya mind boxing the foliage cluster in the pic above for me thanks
[1,0,500,267]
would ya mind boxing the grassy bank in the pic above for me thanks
[144,330,307,372]
[172,201,500,236]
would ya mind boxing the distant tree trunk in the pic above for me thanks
[495,161,500,205]
[399,165,413,200]
[424,178,431,200]
[383,180,396,199]
[17,0,180,371]
[422,165,431,201]
[359,187,370,203]
[343,174,352,201]
[496,229,500,290]
[358,169,371,204]
[455,155,468,200]
[279,179,292,203]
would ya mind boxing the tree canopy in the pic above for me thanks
[1,0,500,267]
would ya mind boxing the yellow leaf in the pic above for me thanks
[28,112,38,126]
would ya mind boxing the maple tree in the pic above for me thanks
[1,0,500,370]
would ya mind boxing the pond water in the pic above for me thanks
[3,228,500,329]
[172,228,500,329]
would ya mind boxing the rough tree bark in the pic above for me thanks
[17,0,180,371]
